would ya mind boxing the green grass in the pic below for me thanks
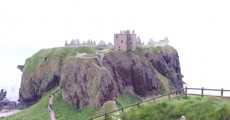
[4,87,99,120]
[8,89,230,120]
[136,45,176,54]
[155,70,170,94]
[24,46,97,74]
[54,92,99,120]
[4,87,59,120]
[116,92,141,108]
[54,91,141,120]
[120,96,230,120]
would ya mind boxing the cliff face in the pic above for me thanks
[60,58,117,108]
[19,46,184,108]
[102,46,183,98]
[19,47,96,104]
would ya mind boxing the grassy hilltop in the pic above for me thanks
[4,45,185,120]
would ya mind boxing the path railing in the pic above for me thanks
[89,87,230,120]
[185,86,230,98]
[89,88,185,120]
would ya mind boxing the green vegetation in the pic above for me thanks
[54,91,141,120]
[155,70,170,94]
[54,92,98,120]
[116,92,141,108]
[120,96,230,120]
[4,87,98,120]
[100,101,118,114]
[4,84,138,120]
[4,87,59,120]
[136,45,176,54]
[24,46,97,74]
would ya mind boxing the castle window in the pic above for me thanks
[129,38,131,40]
[116,36,118,38]
[121,40,123,43]
[131,42,132,44]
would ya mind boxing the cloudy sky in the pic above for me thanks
[0,0,230,99]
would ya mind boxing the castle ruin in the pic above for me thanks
[114,30,137,51]
[65,39,96,47]
[147,37,169,47]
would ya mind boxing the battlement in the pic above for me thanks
[118,30,135,34]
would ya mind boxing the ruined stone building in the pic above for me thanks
[114,30,137,51]
[136,36,142,45]
[147,37,169,47]
[65,39,96,47]
[65,39,80,46]
[70,39,80,46]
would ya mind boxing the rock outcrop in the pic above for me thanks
[0,89,28,110]
[17,65,24,72]
[19,46,184,108]
[0,89,6,101]
[100,101,118,114]
[60,58,117,108]
[19,47,97,105]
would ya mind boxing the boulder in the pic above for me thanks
[100,101,118,114]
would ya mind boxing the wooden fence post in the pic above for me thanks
[137,103,140,108]
[201,87,204,97]
[121,107,124,113]
[168,94,171,99]
[221,88,223,98]
[105,113,107,119]
[185,86,187,97]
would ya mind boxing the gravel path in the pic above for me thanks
[48,94,56,120]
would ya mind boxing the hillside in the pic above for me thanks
[119,96,230,120]
[7,45,184,119]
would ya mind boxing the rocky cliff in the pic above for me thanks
[19,46,97,104]
[19,46,184,108]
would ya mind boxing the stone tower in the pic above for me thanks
[114,30,136,51]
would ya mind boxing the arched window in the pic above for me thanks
[121,40,123,43]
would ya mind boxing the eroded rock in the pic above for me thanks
[60,58,117,108]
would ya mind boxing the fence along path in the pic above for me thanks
[89,88,185,120]
[185,86,230,98]
[89,87,230,120]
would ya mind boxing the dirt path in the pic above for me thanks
[48,94,56,120]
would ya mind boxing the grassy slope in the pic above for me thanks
[116,92,141,108]
[120,96,230,120]
[136,45,176,54]
[53,91,140,120]
[24,46,97,74]
[4,87,58,120]
[54,92,98,120]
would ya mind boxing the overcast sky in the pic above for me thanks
[0,0,230,99]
